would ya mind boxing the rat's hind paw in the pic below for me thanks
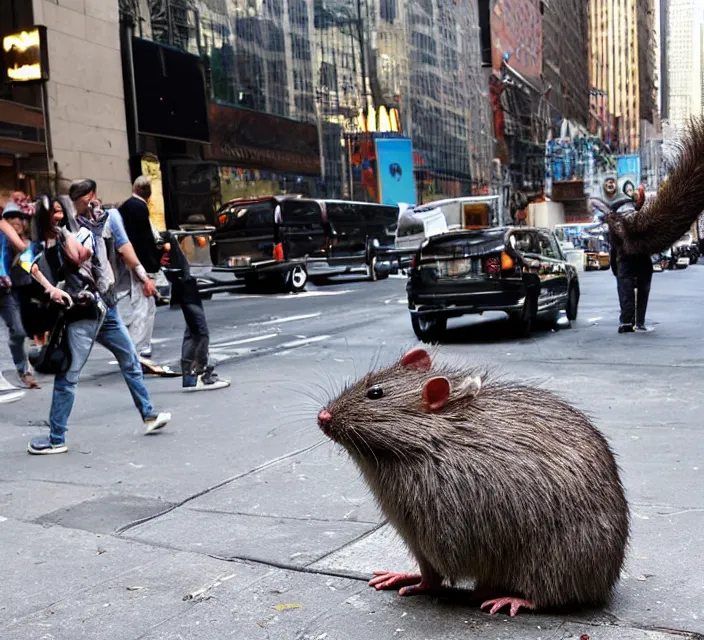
[480,597,536,617]
[369,571,422,591]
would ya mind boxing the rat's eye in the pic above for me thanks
[367,385,384,400]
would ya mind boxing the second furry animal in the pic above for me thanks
[318,349,630,617]
[606,116,704,257]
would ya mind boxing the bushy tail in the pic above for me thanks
[606,117,704,256]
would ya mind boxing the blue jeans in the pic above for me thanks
[49,306,154,442]
[0,291,28,374]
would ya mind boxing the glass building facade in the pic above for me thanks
[120,0,491,208]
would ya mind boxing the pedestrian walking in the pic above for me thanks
[0,196,39,388]
[26,179,171,455]
[117,176,162,360]
[160,230,229,392]
[610,184,653,334]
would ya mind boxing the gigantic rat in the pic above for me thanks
[317,348,629,617]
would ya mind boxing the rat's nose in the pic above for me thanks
[318,409,332,433]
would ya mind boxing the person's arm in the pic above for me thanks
[118,241,156,296]
[109,210,155,297]
[30,262,73,306]
[61,228,92,265]
[0,219,29,252]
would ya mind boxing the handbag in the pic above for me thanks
[28,310,72,375]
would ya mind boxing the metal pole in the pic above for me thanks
[166,0,173,46]
[356,0,367,102]
[40,82,55,195]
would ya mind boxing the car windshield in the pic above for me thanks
[422,229,506,259]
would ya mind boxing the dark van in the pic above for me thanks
[210,196,399,291]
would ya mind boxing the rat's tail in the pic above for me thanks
[606,117,704,256]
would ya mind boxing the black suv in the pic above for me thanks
[406,226,580,342]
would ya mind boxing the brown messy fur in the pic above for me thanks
[322,354,630,610]
[606,116,704,256]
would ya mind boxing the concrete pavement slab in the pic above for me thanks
[36,494,177,534]
[612,505,704,633]
[309,523,416,578]
[0,479,107,522]
[123,507,379,567]
[137,566,699,640]
[0,523,269,640]
[0,356,335,505]
[186,441,382,525]
[0,518,175,623]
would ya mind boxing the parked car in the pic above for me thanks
[209,196,399,292]
[406,226,580,342]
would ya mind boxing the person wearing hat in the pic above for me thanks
[26,179,171,455]
[0,196,39,388]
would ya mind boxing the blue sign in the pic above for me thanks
[617,155,641,178]
[375,137,416,206]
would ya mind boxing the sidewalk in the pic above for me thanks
[1,269,704,639]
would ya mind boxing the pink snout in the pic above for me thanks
[318,409,332,434]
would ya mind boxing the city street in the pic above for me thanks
[1,267,704,640]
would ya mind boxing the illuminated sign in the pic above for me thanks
[2,27,49,83]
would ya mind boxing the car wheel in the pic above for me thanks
[411,314,447,343]
[508,295,535,338]
[566,285,579,321]
[282,264,308,293]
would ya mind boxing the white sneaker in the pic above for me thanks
[140,346,153,358]
[183,373,231,392]
[144,412,171,434]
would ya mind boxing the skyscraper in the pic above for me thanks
[588,0,659,152]
[664,0,702,128]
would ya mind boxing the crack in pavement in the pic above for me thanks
[185,506,380,526]
[114,439,328,535]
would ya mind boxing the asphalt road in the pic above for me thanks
[1,267,704,639]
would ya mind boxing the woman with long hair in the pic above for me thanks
[16,196,70,349]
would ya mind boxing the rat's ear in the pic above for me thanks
[422,377,451,411]
[458,375,482,396]
[401,348,432,371]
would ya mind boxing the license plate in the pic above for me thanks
[677,257,689,266]
[441,258,474,278]
[228,256,252,267]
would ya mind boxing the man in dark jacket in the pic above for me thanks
[117,176,161,359]
[160,230,229,392]
[610,185,653,333]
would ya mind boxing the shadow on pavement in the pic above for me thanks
[438,314,564,345]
